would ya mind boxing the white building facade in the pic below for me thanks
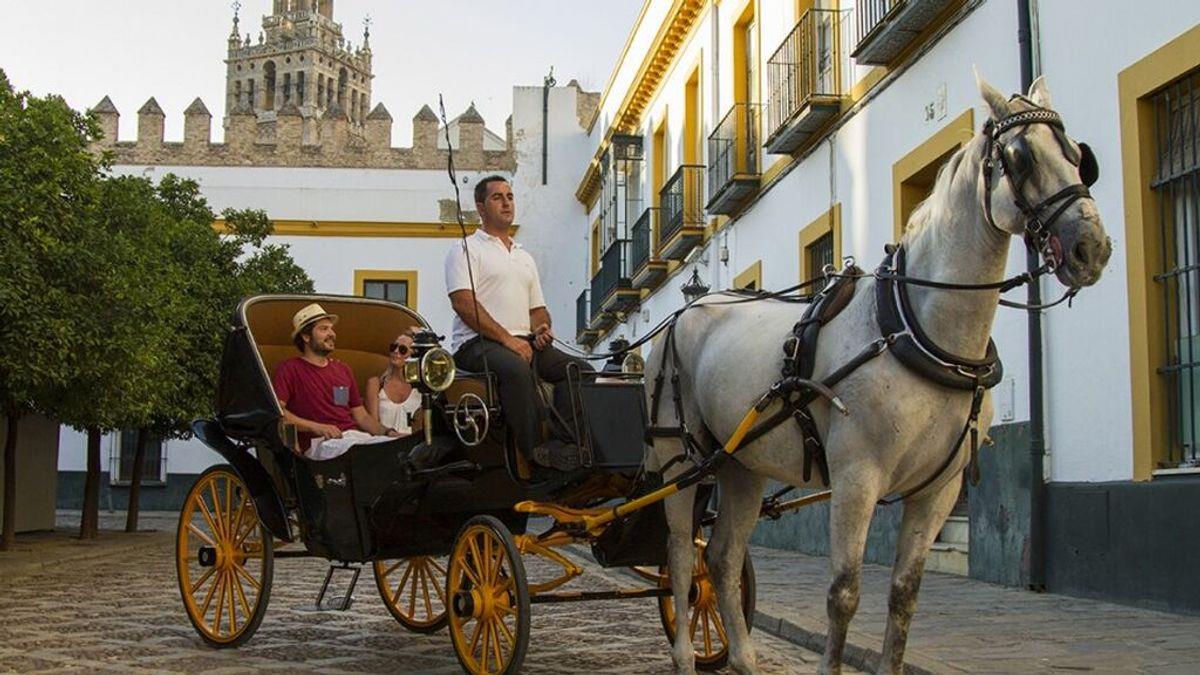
[572,0,1200,612]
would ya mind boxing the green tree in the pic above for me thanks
[0,70,104,549]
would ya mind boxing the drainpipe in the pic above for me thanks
[543,67,556,185]
[1017,0,1047,592]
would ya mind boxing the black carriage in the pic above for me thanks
[177,294,754,674]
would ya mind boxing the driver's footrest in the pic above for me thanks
[315,562,361,611]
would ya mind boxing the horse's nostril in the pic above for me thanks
[1073,241,1090,266]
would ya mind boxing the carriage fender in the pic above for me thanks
[191,419,293,542]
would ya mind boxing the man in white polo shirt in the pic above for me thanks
[444,175,593,471]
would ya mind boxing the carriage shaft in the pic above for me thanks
[530,587,672,604]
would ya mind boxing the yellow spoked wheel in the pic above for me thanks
[176,465,273,648]
[373,556,449,633]
[657,539,756,671]
[447,516,530,675]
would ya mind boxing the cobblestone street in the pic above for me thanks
[0,514,825,674]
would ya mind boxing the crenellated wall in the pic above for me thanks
[89,97,515,172]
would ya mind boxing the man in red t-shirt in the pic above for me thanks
[273,303,396,459]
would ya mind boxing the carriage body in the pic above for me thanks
[177,294,746,672]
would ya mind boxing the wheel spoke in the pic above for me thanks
[212,570,227,634]
[420,562,435,619]
[481,620,494,672]
[227,572,239,635]
[187,522,216,547]
[689,600,701,642]
[701,605,713,655]
[382,559,403,578]
[710,605,728,645]
[490,619,505,670]
[496,615,515,648]
[465,537,485,586]
[223,477,234,537]
[229,497,249,547]
[208,481,226,539]
[391,559,415,606]
[199,568,223,620]
[468,617,484,657]
[408,560,420,617]
[233,561,262,591]
[189,565,217,595]
[430,557,448,576]
[195,494,221,542]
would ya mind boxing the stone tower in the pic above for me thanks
[223,0,373,127]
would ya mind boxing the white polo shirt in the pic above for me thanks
[444,229,547,352]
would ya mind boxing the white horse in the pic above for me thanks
[648,75,1111,674]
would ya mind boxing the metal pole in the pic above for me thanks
[1017,0,1047,592]
[543,67,556,185]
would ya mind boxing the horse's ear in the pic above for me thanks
[1027,75,1052,108]
[974,67,1009,120]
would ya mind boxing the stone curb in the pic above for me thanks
[0,530,171,586]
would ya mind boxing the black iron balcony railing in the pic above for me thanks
[659,165,706,247]
[707,103,761,214]
[630,207,658,274]
[591,239,633,315]
[851,0,955,65]
[766,9,842,152]
[856,0,902,48]
[576,288,589,336]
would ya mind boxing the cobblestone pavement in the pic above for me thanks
[0,513,827,674]
[750,546,1200,674]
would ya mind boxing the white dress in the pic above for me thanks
[378,386,422,435]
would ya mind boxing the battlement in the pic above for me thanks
[89,96,515,172]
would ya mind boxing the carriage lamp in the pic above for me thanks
[404,347,456,393]
[681,268,710,303]
[620,352,645,375]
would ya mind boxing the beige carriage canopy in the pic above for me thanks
[216,294,429,438]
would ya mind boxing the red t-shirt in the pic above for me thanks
[272,357,363,444]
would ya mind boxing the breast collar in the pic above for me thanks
[875,246,1004,391]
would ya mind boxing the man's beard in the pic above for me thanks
[310,341,334,357]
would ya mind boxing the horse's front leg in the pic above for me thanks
[820,464,882,675]
[708,461,767,674]
[657,437,700,674]
[878,472,962,674]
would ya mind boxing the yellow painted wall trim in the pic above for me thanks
[576,158,604,209]
[733,259,762,290]
[1119,24,1200,481]
[891,108,975,241]
[587,0,657,134]
[353,269,419,311]
[213,219,519,239]
[798,203,842,282]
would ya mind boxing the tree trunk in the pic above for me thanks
[124,428,147,533]
[79,427,102,539]
[2,409,19,551]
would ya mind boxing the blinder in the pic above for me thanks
[1078,142,1099,187]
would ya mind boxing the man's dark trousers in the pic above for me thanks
[455,337,593,456]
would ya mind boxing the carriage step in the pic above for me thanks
[926,542,969,576]
[937,515,970,546]
[314,562,362,611]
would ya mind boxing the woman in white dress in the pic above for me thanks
[365,334,423,436]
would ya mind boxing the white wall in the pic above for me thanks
[581,0,1200,483]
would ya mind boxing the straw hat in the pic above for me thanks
[291,303,339,338]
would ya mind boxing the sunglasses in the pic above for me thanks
[388,342,410,355]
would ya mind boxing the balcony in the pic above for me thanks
[658,165,706,260]
[591,239,640,321]
[852,0,956,66]
[575,290,600,347]
[630,207,668,289]
[707,103,761,215]
[766,9,843,155]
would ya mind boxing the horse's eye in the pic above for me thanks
[1003,138,1033,180]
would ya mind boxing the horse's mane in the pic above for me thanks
[899,140,973,244]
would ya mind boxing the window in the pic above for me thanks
[354,270,418,309]
[111,430,165,485]
[734,260,763,290]
[1152,69,1200,470]
[591,218,602,276]
[892,109,975,241]
[799,203,842,283]
[1121,27,1200,479]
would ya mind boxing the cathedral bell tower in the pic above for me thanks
[224,0,373,128]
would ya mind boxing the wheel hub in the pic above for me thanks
[198,546,217,567]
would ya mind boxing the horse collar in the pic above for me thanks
[875,246,1004,391]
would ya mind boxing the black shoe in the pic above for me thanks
[531,440,581,471]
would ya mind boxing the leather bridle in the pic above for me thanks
[981,98,1099,273]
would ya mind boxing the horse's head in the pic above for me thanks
[976,74,1112,288]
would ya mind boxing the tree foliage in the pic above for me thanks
[0,69,313,539]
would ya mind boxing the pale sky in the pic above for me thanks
[0,1,643,145]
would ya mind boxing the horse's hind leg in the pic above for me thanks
[878,474,962,674]
[820,469,882,675]
[709,461,767,674]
